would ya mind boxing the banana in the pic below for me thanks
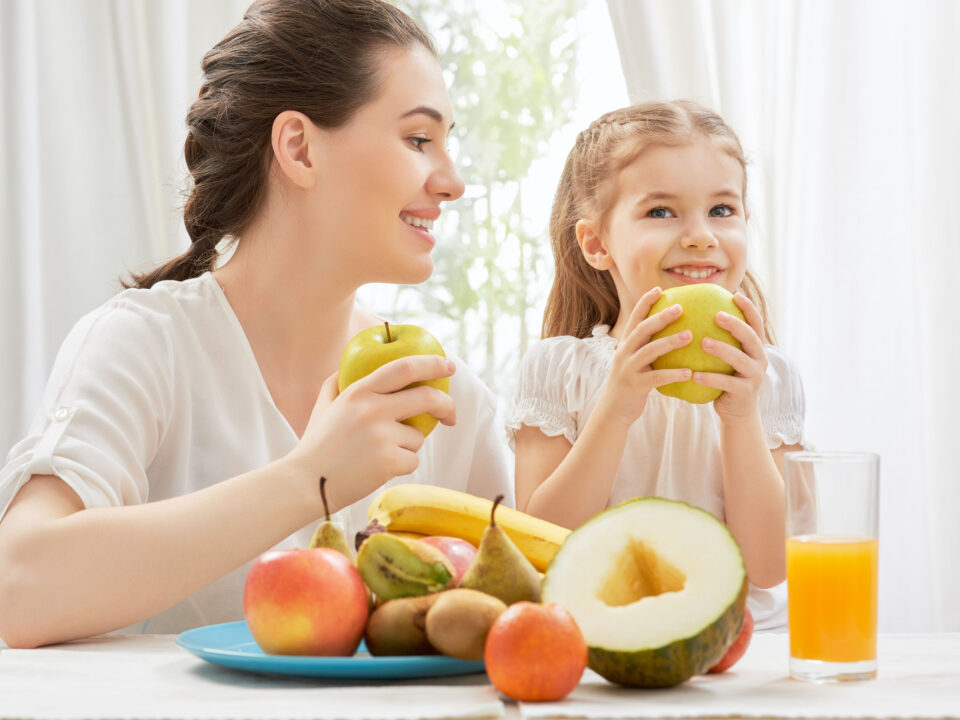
[366,484,570,572]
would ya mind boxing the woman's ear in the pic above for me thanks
[576,219,613,270]
[271,110,317,189]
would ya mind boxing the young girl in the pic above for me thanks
[0,0,511,648]
[508,101,804,630]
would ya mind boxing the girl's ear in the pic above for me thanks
[271,110,318,190]
[576,219,613,270]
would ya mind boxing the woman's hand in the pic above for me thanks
[695,292,768,421]
[595,287,694,427]
[288,355,457,511]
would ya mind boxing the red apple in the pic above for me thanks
[484,601,587,702]
[243,548,368,656]
[419,536,478,583]
[708,607,754,673]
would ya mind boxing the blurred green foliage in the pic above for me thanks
[387,0,584,395]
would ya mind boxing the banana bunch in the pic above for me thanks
[365,484,570,571]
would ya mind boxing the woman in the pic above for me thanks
[0,0,510,648]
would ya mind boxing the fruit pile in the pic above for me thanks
[243,484,754,701]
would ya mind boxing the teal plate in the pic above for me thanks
[176,621,486,679]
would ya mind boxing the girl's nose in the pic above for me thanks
[427,156,465,202]
[680,219,719,250]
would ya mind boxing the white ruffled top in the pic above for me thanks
[506,324,806,630]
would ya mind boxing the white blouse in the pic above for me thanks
[506,324,805,630]
[0,273,512,635]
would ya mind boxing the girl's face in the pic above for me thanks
[311,45,464,285]
[582,139,748,314]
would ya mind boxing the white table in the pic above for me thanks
[1,632,958,719]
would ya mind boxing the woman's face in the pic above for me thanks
[311,44,464,286]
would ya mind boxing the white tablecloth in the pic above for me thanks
[1,632,959,720]
[0,634,502,720]
[519,634,960,719]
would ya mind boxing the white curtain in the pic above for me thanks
[607,0,960,632]
[0,0,247,455]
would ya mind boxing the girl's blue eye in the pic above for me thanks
[710,204,734,217]
[648,207,674,219]
[409,137,431,151]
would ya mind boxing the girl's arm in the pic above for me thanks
[694,293,794,588]
[517,288,693,528]
[0,356,455,649]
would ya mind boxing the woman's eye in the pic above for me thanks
[709,204,734,217]
[409,136,431,151]
[648,206,674,219]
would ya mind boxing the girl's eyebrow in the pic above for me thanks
[634,189,742,206]
[399,105,456,131]
[711,189,742,200]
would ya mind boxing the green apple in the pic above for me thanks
[338,322,449,437]
[648,284,745,404]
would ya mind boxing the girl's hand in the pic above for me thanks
[694,292,768,421]
[288,356,457,511]
[596,287,694,427]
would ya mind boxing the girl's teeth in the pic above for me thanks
[675,267,715,279]
[401,214,434,230]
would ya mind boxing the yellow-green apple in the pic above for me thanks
[419,536,478,584]
[484,601,588,702]
[708,606,753,673]
[243,548,368,656]
[648,284,745,403]
[338,322,449,437]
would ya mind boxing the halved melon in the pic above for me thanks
[542,497,746,688]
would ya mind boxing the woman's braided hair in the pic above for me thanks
[125,0,433,289]
[542,100,775,344]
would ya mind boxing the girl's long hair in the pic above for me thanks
[542,100,775,344]
[125,0,433,289]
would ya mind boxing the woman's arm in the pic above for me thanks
[0,460,318,649]
[0,355,456,649]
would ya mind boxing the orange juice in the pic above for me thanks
[786,535,878,662]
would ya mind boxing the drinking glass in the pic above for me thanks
[785,451,879,682]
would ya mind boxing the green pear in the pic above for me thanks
[459,495,542,605]
[308,477,354,559]
[648,283,745,404]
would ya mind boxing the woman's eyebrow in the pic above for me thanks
[399,105,455,131]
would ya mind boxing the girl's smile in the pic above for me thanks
[664,263,726,283]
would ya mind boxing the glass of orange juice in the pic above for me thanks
[785,451,879,682]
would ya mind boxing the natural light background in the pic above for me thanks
[2,0,958,632]
[359,0,628,411]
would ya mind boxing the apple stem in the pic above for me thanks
[491,494,503,528]
[319,476,332,521]
[384,321,392,343]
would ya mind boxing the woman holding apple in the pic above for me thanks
[0,0,511,649]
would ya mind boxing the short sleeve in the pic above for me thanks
[759,346,805,450]
[0,300,174,521]
[505,336,601,451]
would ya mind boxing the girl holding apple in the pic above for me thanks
[0,0,511,649]
[508,101,805,631]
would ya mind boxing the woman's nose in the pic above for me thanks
[428,156,465,201]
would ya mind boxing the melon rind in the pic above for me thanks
[587,581,746,687]
[542,497,747,688]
